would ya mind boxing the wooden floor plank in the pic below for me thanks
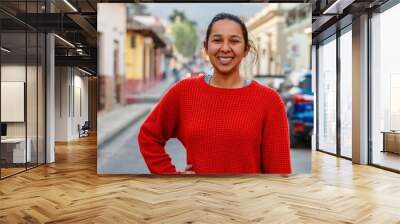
[0,134,399,223]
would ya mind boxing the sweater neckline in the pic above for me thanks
[199,74,255,92]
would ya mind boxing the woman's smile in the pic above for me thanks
[217,56,234,65]
[204,19,251,76]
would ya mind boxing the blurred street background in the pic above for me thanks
[97,3,312,174]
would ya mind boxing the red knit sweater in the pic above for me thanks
[138,76,291,174]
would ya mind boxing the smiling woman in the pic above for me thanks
[138,13,291,174]
[204,13,258,88]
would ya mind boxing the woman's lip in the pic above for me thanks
[217,56,234,58]
[218,57,233,65]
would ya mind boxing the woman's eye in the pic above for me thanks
[212,39,221,42]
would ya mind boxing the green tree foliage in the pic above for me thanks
[168,9,187,23]
[169,10,198,58]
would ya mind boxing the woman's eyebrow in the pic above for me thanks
[210,34,242,39]
[210,34,222,38]
[231,35,242,39]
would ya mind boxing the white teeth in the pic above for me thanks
[218,57,233,64]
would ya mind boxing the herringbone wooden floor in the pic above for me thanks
[1,135,400,224]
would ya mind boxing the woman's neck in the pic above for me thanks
[211,70,244,88]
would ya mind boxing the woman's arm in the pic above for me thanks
[138,83,182,174]
[261,92,292,174]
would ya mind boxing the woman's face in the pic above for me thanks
[205,19,249,76]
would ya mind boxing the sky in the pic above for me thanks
[145,3,268,37]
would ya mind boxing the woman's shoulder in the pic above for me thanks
[171,76,200,89]
[164,76,200,95]
[252,80,282,100]
[250,82,286,115]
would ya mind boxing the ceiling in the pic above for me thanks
[0,0,97,73]
[311,0,389,35]
[0,0,395,73]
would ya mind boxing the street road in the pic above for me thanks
[98,103,311,174]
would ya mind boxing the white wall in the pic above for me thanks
[55,67,89,141]
[72,73,89,138]
[1,65,34,137]
[1,82,25,122]
[55,66,68,141]
[1,66,26,128]
[1,65,26,81]
[97,3,127,77]
[1,64,46,164]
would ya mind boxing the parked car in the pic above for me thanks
[284,72,313,148]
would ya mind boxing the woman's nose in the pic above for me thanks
[220,41,231,52]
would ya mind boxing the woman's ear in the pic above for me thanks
[244,45,250,57]
[203,41,207,50]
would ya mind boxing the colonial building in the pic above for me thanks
[283,3,312,84]
[125,16,170,103]
[97,3,127,111]
[243,4,289,79]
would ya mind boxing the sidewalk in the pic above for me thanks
[97,76,176,148]
[130,75,176,103]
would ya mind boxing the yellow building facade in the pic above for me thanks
[124,27,167,102]
[125,31,155,98]
[125,32,145,80]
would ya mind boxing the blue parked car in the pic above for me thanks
[284,72,313,148]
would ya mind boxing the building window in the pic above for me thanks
[131,35,136,48]
[317,36,337,154]
[0,3,46,179]
[339,28,352,158]
[371,3,400,171]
